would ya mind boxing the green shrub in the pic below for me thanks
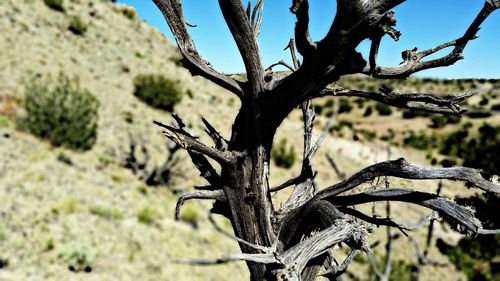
[479,97,489,106]
[0,225,6,242]
[43,0,65,12]
[272,139,296,169]
[46,238,55,251]
[323,99,334,108]
[313,104,323,115]
[429,115,460,128]
[375,103,393,116]
[403,132,438,150]
[68,16,88,36]
[438,193,500,281]
[0,116,10,128]
[180,204,199,228]
[402,109,432,119]
[17,73,99,150]
[133,74,182,111]
[89,205,123,220]
[362,106,373,117]
[138,207,156,225]
[338,98,352,114]
[354,98,364,108]
[357,129,376,141]
[58,244,93,273]
[367,255,414,281]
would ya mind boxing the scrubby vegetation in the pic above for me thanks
[17,73,99,150]
[374,103,393,116]
[179,204,200,228]
[43,0,65,12]
[439,193,500,281]
[115,4,137,20]
[429,114,460,128]
[272,139,296,168]
[402,109,432,119]
[439,123,500,178]
[58,244,93,273]
[137,207,156,225]
[68,16,88,36]
[338,98,353,114]
[89,204,124,220]
[133,74,183,112]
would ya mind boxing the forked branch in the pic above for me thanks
[369,0,500,78]
[154,120,236,165]
[153,0,243,96]
[326,189,483,235]
[315,158,500,198]
[218,0,265,92]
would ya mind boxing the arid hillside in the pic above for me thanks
[0,0,498,281]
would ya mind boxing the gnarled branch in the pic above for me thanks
[154,120,236,165]
[175,190,226,220]
[290,0,316,58]
[326,188,482,235]
[369,0,500,78]
[317,86,477,115]
[153,0,243,96]
[218,0,265,93]
[315,158,500,199]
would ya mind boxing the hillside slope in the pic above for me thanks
[0,0,487,280]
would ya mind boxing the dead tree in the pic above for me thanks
[152,1,500,280]
[124,132,182,187]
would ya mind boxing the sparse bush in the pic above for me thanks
[138,207,156,224]
[402,109,432,119]
[180,204,200,228]
[115,4,137,20]
[313,104,323,115]
[357,129,376,141]
[330,120,354,133]
[324,99,334,108]
[17,73,99,150]
[362,106,373,117]
[0,225,6,242]
[479,97,489,106]
[375,103,393,116]
[272,139,296,168]
[46,238,55,251]
[89,205,123,220]
[403,131,438,150]
[354,98,365,108]
[0,116,9,128]
[438,193,500,281]
[338,98,352,114]
[58,244,93,273]
[491,104,500,111]
[43,0,65,12]
[68,16,88,36]
[133,74,182,111]
[429,114,460,128]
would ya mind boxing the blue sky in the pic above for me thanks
[118,0,500,79]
